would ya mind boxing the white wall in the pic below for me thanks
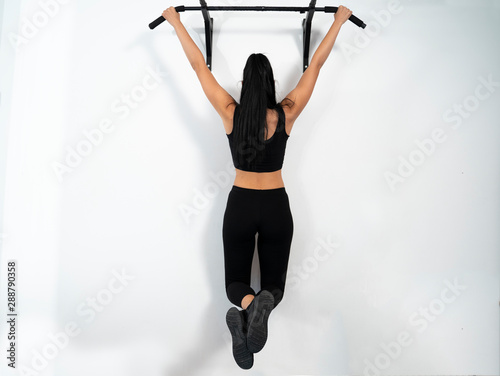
[0,0,499,375]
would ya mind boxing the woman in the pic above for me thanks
[162,5,352,369]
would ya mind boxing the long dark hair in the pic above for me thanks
[230,53,294,171]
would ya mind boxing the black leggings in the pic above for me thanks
[222,185,294,309]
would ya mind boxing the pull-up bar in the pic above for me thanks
[149,0,366,72]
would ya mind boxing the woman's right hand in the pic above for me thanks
[334,5,353,25]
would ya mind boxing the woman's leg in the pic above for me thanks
[256,188,294,309]
[223,187,259,308]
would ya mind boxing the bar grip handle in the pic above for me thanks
[149,6,185,29]
[324,6,366,28]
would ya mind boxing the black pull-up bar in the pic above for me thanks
[149,1,366,72]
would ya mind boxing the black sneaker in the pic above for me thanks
[246,290,275,353]
[226,307,253,369]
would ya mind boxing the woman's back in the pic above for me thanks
[223,103,294,190]
[227,104,290,173]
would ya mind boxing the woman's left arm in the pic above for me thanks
[163,7,236,121]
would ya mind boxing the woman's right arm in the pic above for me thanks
[281,5,353,124]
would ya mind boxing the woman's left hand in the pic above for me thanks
[162,7,181,27]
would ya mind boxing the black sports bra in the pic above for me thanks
[227,105,289,172]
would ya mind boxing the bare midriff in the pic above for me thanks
[233,168,285,190]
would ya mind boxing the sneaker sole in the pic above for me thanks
[226,307,253,369]
[246,290,274,353]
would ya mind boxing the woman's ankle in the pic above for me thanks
[241,294,255,310]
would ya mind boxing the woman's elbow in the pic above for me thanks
[308,58,324,71]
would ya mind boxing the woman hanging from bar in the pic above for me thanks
[161,5,352,370]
